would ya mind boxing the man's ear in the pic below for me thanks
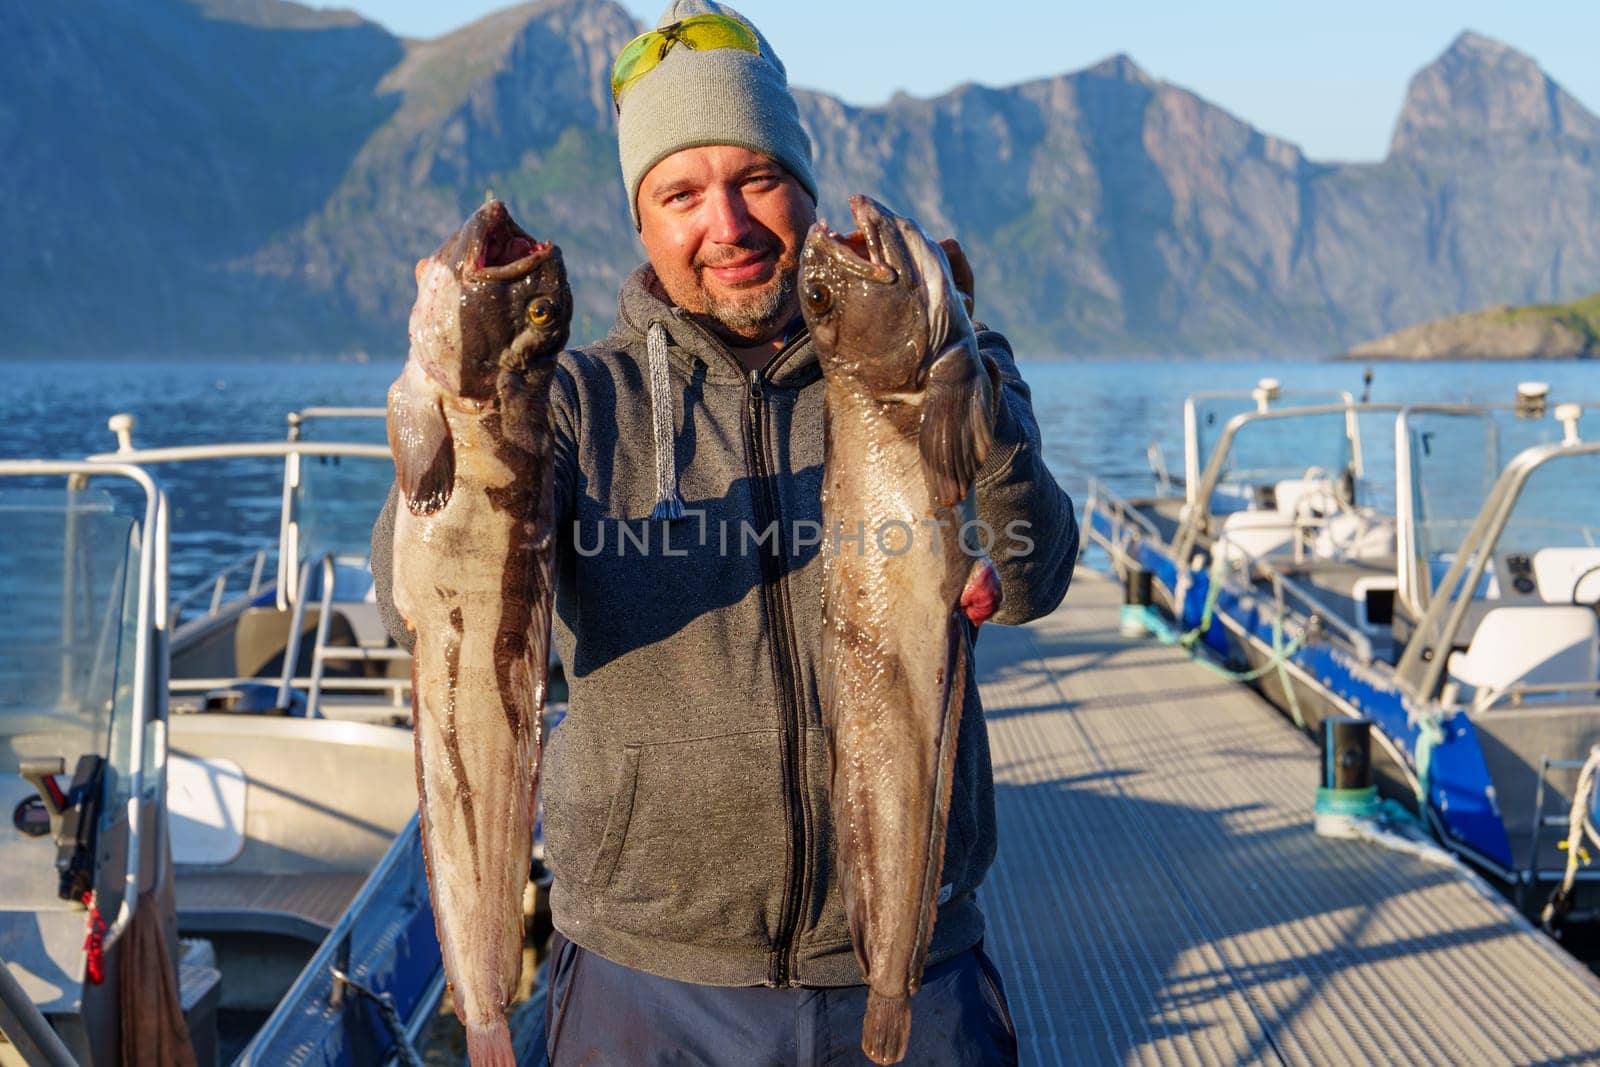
[939,238,975,317]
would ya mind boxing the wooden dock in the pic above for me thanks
[979,569,1600,1065]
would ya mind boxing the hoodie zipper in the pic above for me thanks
[743,353,811,988]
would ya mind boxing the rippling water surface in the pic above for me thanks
[2,355,1595,598]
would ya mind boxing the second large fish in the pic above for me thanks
[387,200,571,1066]
[800,195,1002,1065]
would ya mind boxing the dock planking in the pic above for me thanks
[978,568,1600,1065]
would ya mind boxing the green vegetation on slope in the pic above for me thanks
[1497,292,1600,347]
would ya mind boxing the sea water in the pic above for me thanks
[1,355,1594,602]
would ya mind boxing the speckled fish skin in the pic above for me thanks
[799,195,1001,1065]
[386,200,571,1067]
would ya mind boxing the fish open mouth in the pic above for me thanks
[475,204,553,279]
[816,195,898,283]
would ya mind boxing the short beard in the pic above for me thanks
[703,271,795,341]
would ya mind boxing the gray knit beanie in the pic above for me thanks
[616,0,818,228]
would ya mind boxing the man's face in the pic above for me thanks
[637,145,816,344]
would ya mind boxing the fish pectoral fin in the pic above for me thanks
[388,367,456,515]
[918,339,996,507]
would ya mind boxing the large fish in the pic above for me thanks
[387,200,570,1065]
[800,195,1004,1065]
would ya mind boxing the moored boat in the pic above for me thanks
[0,409,451,1064]
[1088,381,1600,922]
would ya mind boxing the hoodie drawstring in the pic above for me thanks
[646,322,686,520]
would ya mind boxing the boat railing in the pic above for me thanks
[290,406,388,426]
[1085,478,1163,570]
[286,553,411,717]
[1459,680,1600,713]
[1242,553,1376,665]
[168,546,272,628]
[1088,470,1376,663]
[1190,525,1377,664]
[87,437,394,614]
[0,952,77,1066]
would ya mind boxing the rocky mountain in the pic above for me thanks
[5,4,1600,358]
[1344,292,1600,360]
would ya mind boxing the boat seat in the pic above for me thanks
[1310,511,1397,562]
[1218,509,1295,563]
[1532,547,1600,603]
[234,606,360,680]
[1447,606,1600,707]
[1273,476,1339,519]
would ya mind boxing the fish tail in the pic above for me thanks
[860,990,911,1065]
[465,1019,515,1067]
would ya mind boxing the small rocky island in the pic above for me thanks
[1342,294,1600,360]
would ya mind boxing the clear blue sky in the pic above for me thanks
[328,1,1600,162]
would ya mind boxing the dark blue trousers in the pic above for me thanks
[544,932,1018,1066]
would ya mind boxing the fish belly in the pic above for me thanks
[822,414,971,1025]
[392,414,548,1036]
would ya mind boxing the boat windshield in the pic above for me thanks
[1499,450,1600,569]
[1403,410,1577,601]
[1203,406,1359,515]
[0,487,153,814]
[1187,391,1352,502]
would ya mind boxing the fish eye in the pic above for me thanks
[805,283,832,315]
[527,299,555,326]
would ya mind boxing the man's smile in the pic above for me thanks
[701,249,777,287]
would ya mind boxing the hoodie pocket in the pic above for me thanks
[583,729,790,946]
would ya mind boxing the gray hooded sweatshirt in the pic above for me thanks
[371,263,1077,988]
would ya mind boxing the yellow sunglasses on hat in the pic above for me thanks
[610,13,762,111]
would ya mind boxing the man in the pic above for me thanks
[373,2,1077,1061]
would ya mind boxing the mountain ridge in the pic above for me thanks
[5,6,1600,357]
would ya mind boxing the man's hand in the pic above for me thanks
[938,237,975,318]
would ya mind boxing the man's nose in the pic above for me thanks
[703,185,753,245]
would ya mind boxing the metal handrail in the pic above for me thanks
[1087,478,1164,540]
[85,439,393,613]
[1198,536,1376,665]
[277,556,324,711]
[87,442,393,464]
[1250,557,1375,665]
[294,407,386,422]
[306,554,338,717]
[0,461,167,952]
[1470,679,1600,712]
[169,547,271,626]
[0,951,77,1067]
[1084,479,1164,575]
[1088,468,1375,663]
